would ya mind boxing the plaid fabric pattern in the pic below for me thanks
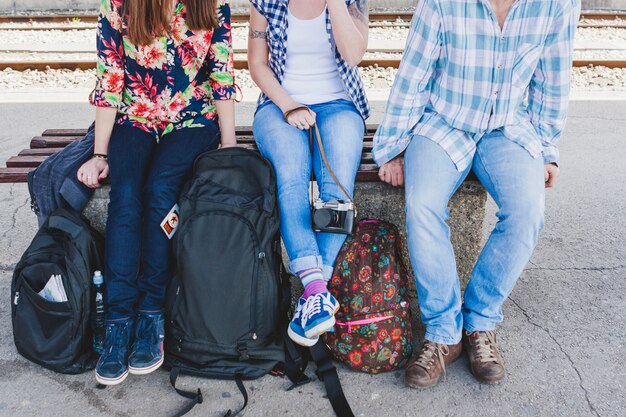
[373,0,580,170]
[250,0,370,120]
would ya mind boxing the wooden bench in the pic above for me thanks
[0,126,485,294]
[0,125,392,183]
[0,126,478,183]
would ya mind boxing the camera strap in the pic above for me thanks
[282,105,354,204]
[309,123,353,204]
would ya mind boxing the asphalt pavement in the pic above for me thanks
[0,99,624,417]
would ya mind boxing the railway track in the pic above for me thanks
[1,10,625,71]
[1,58,625,71]
[0,11,625,30]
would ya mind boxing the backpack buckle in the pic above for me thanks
[237,342,250,361]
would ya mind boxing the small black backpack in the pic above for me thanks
[11,208,103,374]
[164,147,287,415]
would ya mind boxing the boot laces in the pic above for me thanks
[414,341,449,373]
[468,330,499,363]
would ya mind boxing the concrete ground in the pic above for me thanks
[0,98,625,417]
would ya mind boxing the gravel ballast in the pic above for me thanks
[1,65,625,92]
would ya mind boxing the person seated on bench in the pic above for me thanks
[374,0,580,388]
[248,0,369,346]
[76,0,236,386]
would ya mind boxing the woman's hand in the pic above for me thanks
[378,156,404,187]
[286,107,316,130]
[77,157,109,188]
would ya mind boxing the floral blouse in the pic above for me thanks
[90,0,235,139]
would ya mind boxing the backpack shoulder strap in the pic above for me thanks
[170,367,203,417]
[169,368,249,417]
[310,340,355,417]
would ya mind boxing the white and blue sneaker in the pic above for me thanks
[287,297,319,347]
[302,292,340,339]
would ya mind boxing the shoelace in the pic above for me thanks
[134,316,158,353]
[103,322,130,358]
[413,342,449,373]
[303,295,323,323]
[467,330,499,363]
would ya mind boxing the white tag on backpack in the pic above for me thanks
[160,204,180,239]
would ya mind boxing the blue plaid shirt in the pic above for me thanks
[250,0,370,119]
[373,0,580,170]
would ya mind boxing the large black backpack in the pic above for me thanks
[11,208,103,374]
[165,147,356,417]
[164,147,287,415]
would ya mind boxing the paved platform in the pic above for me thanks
[0,99,625,417]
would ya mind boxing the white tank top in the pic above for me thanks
[281,7,350,105]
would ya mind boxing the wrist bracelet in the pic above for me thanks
[92,153,108,160]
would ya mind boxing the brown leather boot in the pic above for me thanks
[405,340,462,389]
[463,330,505,384]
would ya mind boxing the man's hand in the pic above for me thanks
[544,163,559,188]
[378,156,404,187]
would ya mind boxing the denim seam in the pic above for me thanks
[424,330,462,345]
[462,320,497,334]
[475,143,503,208]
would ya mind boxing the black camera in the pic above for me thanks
[311,199,355,235]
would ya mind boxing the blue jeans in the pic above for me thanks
[404,131,545,344]
[253,99,364,278]
[105,123,220,321]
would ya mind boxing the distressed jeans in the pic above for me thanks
[253,99,364,278]
[404,131,545,344]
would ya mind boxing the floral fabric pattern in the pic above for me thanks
[324,220,413,374]
[91,0,235,139]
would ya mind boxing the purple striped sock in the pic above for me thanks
[298,268,327,298]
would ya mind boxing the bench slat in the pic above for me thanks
[30,135,376,150]
[30,136,81,148]
[0,167,32,183]
[0,167,384,183]
[6,156,47,167]
[41,125,381,137]
[41,129,90,137]
[18,148,60,156]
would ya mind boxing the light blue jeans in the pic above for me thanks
[405,131,545,345]
[253,99,364,279]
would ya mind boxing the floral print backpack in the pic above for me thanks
[324,219,413,374]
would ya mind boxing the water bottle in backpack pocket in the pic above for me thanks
[92,270,106,354]
[11,208,103,374]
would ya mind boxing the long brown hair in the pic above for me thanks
[124,0,218,46]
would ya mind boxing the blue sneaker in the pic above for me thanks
[287,297,319,347]
[128,312,165,375]
[302,292,340,339]
[95,319,133,385]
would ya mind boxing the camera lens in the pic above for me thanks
[313,209,338,227]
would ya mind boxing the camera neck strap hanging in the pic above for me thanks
[283,106,354,205]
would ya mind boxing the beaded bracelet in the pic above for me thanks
[92,153,108,160]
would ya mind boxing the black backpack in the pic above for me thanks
[165,147,355,417]
[165,147,286,415]
[11,208,103,374]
